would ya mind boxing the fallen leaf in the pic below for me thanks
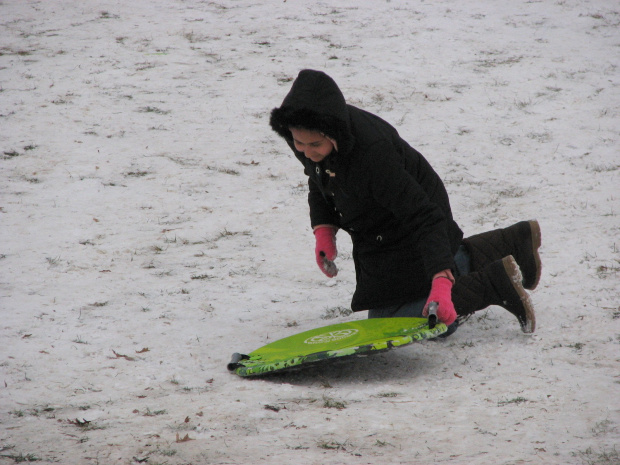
[112,350,136,361]
[184,416,190,423]
[176,433,194,443]
[135,348,149,354]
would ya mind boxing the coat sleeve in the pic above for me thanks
[308,176,340,228]
[358,140,456,278]
[286,140,341,229]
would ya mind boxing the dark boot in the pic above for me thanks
[463,220,542,290]
[452,255,536,333]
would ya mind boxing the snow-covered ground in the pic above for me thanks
[1,1,618,464]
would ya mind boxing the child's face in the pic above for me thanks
[290,127,334,163]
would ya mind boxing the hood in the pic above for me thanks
[269,69,354,154]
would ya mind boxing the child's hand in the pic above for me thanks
[423,276,456,325]
[314,226,338,277]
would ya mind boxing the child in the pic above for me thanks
[269,69,541,334]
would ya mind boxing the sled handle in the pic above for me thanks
[427,301,438,329]
[227,353,250,371]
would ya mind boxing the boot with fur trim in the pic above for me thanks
[452,255,536,333]
[463,220,542,290]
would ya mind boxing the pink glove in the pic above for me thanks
[423,277,457,326]
[314,226,338,277]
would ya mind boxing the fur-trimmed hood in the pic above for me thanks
[269,69,355,154]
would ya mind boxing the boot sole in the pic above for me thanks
[526,220,542,291]
[503,256,536,333]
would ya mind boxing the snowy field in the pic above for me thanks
[1,1,618,464]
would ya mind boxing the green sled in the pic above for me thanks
[227,317,447,377]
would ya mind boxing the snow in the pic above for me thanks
[1,0,618,464]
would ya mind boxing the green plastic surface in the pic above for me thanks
[228,317,447,377]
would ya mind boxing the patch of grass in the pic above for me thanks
[0,452,41,463]
[136,62,156,71]
[99,11,119,19]
[151,245,165,254]
[3,150,21,159]
[215,228,251,240]
[588,164,619,173]
[477,55,523,69]
[317,439,351,451]
[572,446,619,465]
[138,106,170,115]
[191,274,214,280]
[205,165,240,176]
[125,170,149,177]
[592,419,616,436]
[321,306,353,320]
[497,187,527,198]
[568,342,586,351]
[497,396,528,407]
[374,439,394,447]
[163,235,181,244]
[527,131,552,143]
[322,396,346,410]
[0,47,33,56]
[9,407,54,418]
[144,408,167,416]
[45,256,61,266]
[182,31,211,43]
[515,97,533,110]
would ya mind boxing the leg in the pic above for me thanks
[452,255,536,333]
[368,245,472,319]
[368,246,471,337]
[463,220,542,290]
[368,299,426,319]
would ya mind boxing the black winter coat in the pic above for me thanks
[270,70,463,311]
